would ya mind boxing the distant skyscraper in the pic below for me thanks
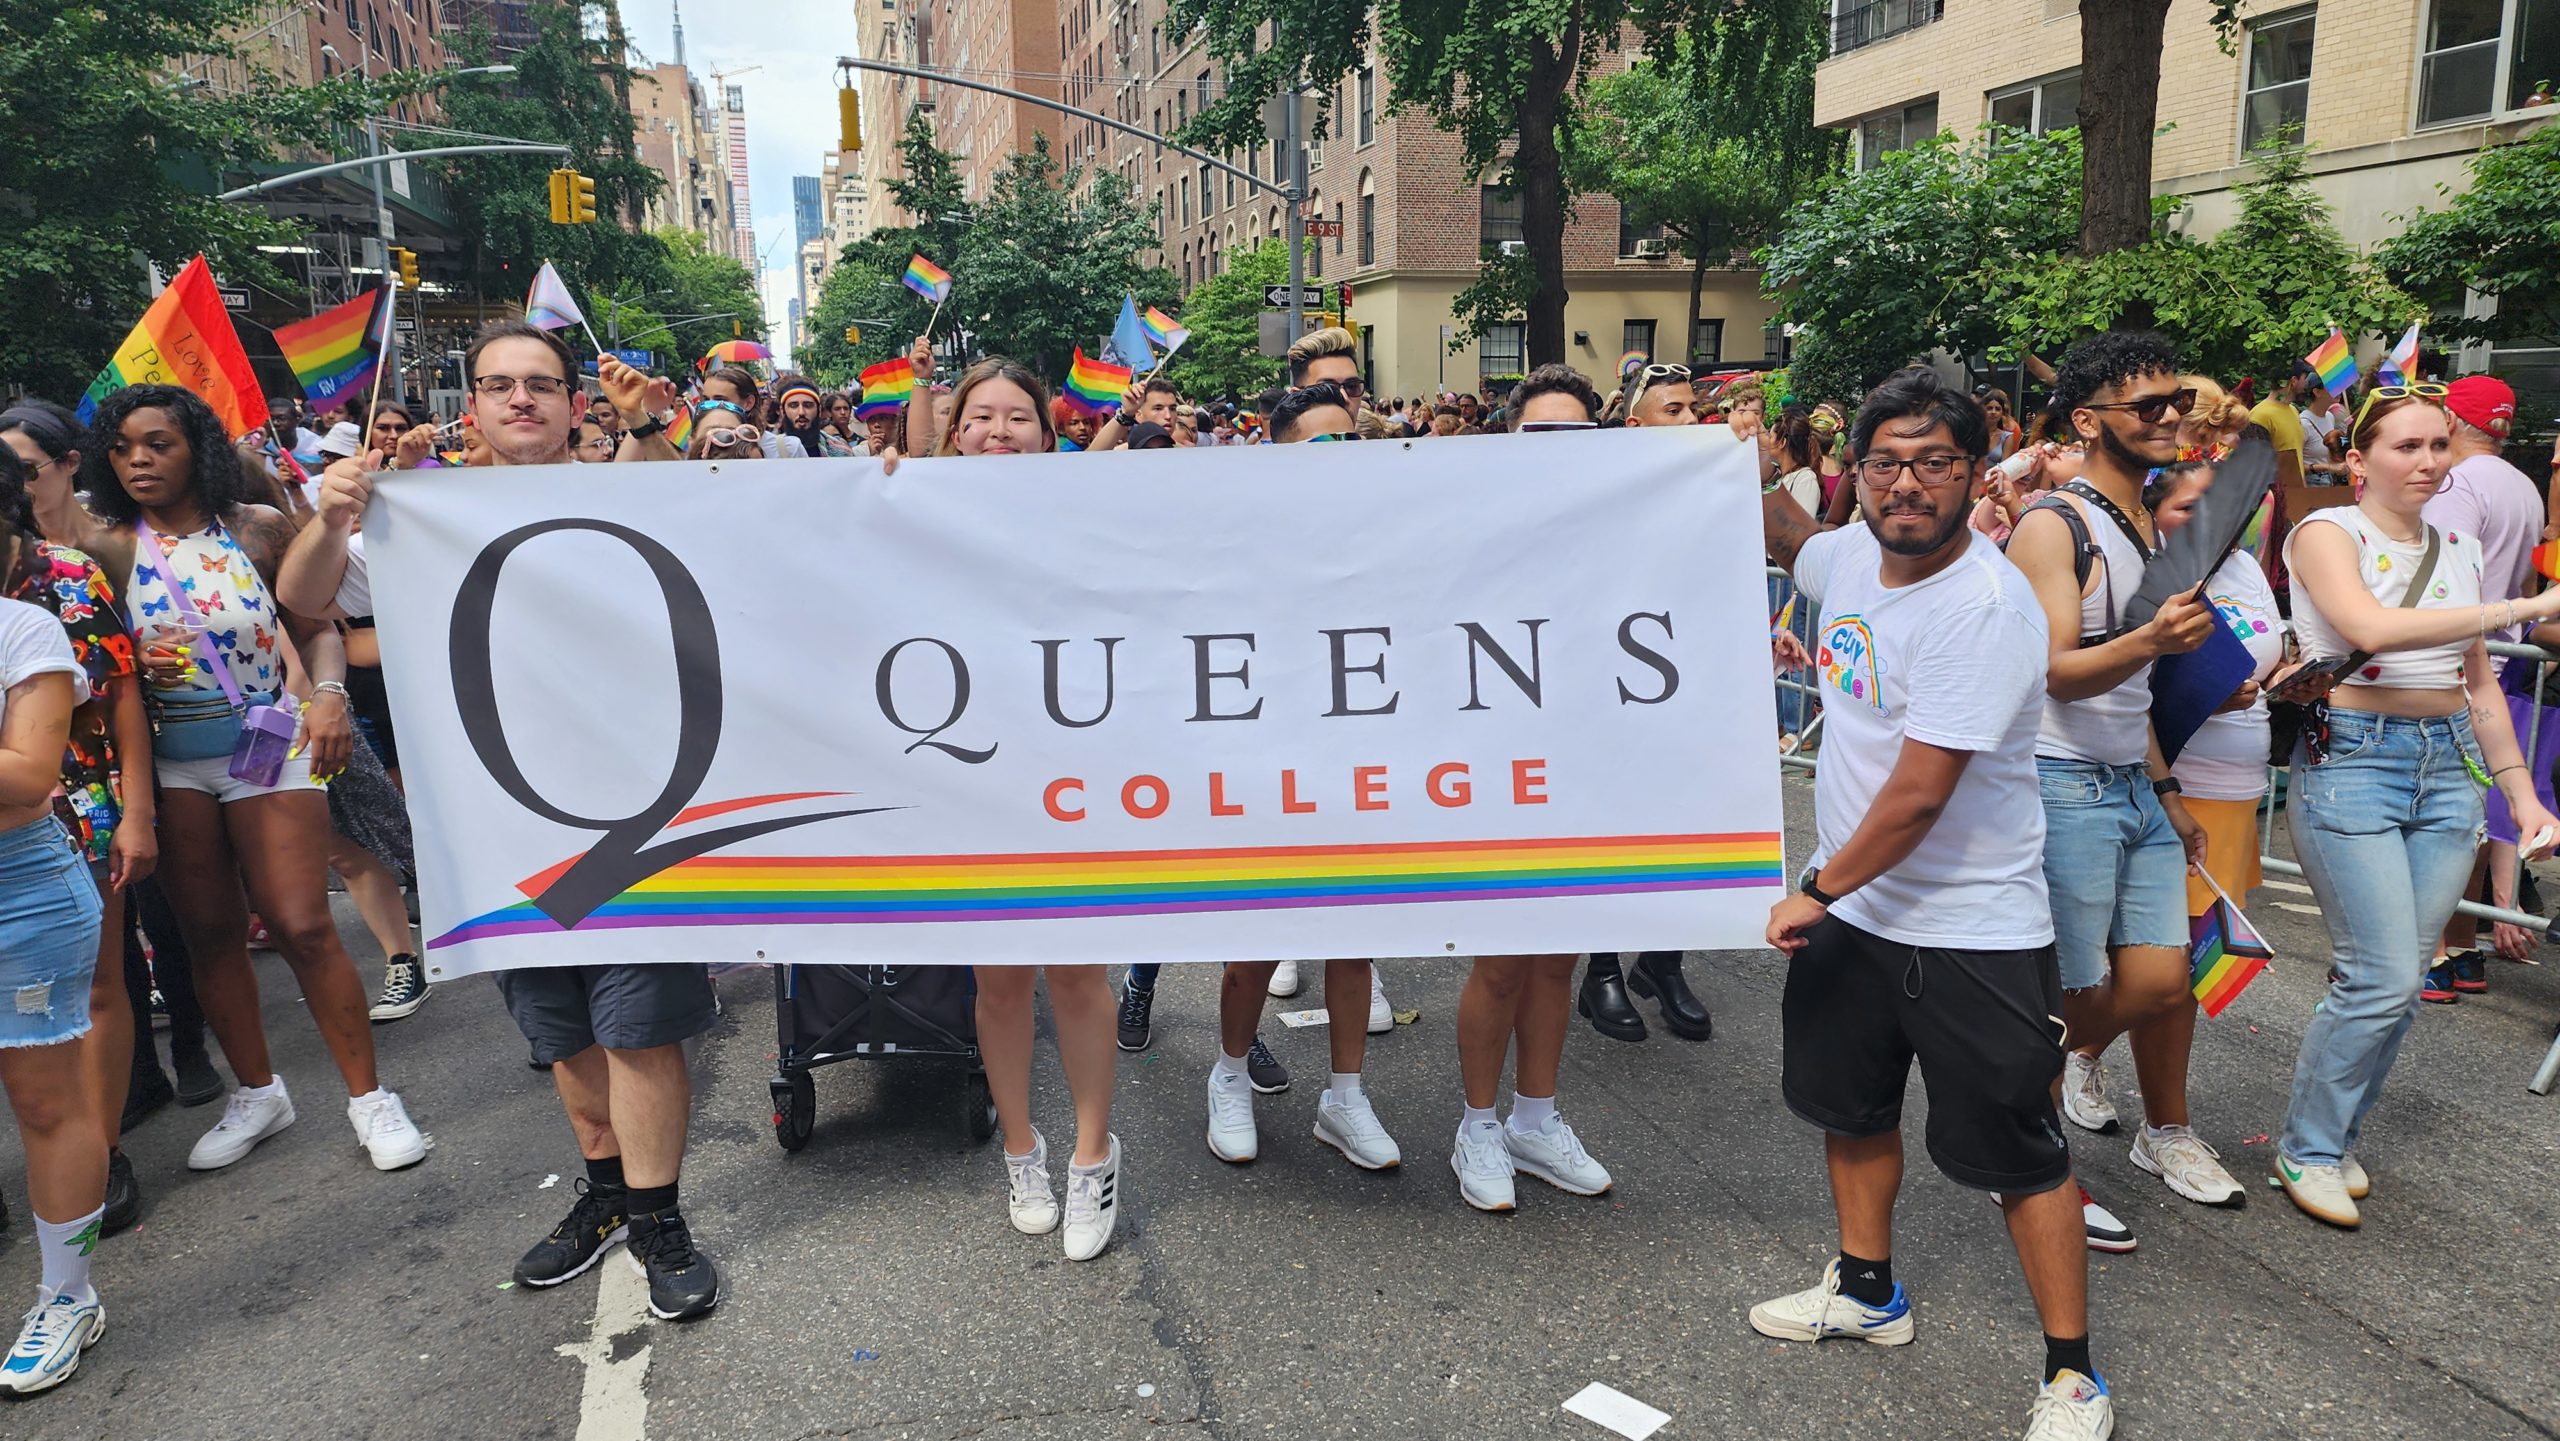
[671,0,687,67]
[793,176,823,250]
[723,84,755,270]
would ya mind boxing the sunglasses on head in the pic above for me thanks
[2082,386,2198,425]
[1638,362,1692,384]
[705,425,761,448]
[2352,381,2450,433]
[1518,420,1598,433]
[1306,430,1361,443]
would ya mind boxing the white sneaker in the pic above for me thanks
[1504,1113,1612,1195]
[1206,1067,1259,1163]
[0,1285,104,1395]
[2340,1152,2370,1200]
[2275,1152,2361,1228]
[187,1080,296,1170]
[1004,1131,1059,1235]
[2024,1368,2115,1440]
[1747,1258,1914,1346]
[2130,1125,2242,1208]
[1062,1134,1120,1261]
[2077,1185,2137,1253]
[2060,1051,2118,1134]
[1267,960,1302,997]
[348,1088,427,1171]
[1367,966,1393,1034]
[1451,1122,1516,1212]
[1314,1090,1401,1170]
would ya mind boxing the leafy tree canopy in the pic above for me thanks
[1161,238,1306,401]
[953,136,1177,380]
[2377,120,2560,350]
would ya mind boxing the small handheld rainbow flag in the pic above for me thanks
[1061,347,1131,417]
[2532,538,2560,583]
[2378,321,2422,387]
[272,287,391,413]
[77,256,269,433]
[2304,327,2358,396]
[2190,867,2275,1018]
[903,253,953,304]
[1139,305,1190,354]
[857,356,916,420]
[664,403,694,453]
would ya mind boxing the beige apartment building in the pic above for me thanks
[632,60,741,260]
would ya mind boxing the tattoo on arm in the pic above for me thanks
[1762,488,1821,576]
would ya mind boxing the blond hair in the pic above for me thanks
[2180,374,2249,438]
[1285,325,1357,384]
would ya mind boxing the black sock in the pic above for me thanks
[1836,1251,1895,1306]
[2043,1334,2094,1384]
[624,1181,678,1218]
[585,1155,626,1194]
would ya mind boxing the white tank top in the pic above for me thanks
[2035,489,2156,766]
[2283,510,2483,691]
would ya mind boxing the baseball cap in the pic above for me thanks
[1125,422,1174,450]
[2445,375,2516,438]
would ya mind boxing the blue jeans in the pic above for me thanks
[2035,758,2188,991]
[2281,709,2484,1166]
[0,815,103,1050]
[1771,573,1815,737]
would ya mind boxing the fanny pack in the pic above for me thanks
[135,521,298,773]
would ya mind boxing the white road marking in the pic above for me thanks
[2266,880,2314,895]
[558,1256,653,1440]
[2275,902,2323,917]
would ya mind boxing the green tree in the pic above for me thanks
[1170,0,1829,367]
[1566,30,1840,364]
[0,1,390,399]
[798,112,973,385]
[955,136,1175,377]
[1759,129,2084,400]
[2076,2,2253,255]
[431,4,669,324]
[1161,238,1311,400]
[646,228,766,371]
[2376,121,2560,350]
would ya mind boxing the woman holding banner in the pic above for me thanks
[70,385,426,1179]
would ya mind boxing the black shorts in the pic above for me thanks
[495,963,719,1063]
[1780,915,2072,1195]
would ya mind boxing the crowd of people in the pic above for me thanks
[2,310,2555,1441]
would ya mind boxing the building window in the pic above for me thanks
[1226,169,1237,206]
[1200,161,1214,213]
[1480,183,1523,257]
[1334,202,1345,255]
[1479,322,1526,379]
[2242,9,2317,151]
[1180,175,1191,224]
[2419,0,2560,127]
[1853,98,1938,170]
[1358,64,1375,144]
[1830,0,1945,57]
[1622,319,1657,362]
[1691,319,1725,365]
[1986,69,2082,135]
[1309,199,1324,277]
[1358,172,1376,266]
[1618,214,1665,257]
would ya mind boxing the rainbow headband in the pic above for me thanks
[777,386,820,404]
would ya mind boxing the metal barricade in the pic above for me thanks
[1767,568,2560,1095]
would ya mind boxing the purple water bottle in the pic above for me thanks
[229,702,301,787]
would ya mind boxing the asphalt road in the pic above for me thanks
[6,776,2559,1441]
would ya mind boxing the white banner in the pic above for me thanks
[365,427,1787,978]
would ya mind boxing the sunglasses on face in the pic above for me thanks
[2351,381,2450,433]
[2081,387,2197,426]
[1306,431,1361,443]
[1518,420,1598,433]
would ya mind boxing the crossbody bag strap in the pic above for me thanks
[2058,479,2158,561]
[2337,523,2442,675]
[133,519,246,710]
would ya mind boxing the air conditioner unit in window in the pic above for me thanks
[1499,240,1527,256]
[1633,238,1670,258]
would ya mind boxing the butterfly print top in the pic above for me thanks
[126,518,285,694]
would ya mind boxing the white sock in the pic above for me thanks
[1325,1072,1364,1106]
[1509,1093,1557,1134]
[1211,1050,1250,1084]
[35,1206,102,1301]
[2145,1122,2188,1140]
[1459,1104,1498,1140]
[238,1076,285,1098]
[1070,1140,1115,1176]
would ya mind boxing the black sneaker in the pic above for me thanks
[514,1180,629,1287]
[170,1034,225,1107]
[1246,1035,1290,1094]
[1116,979,1155,1052]
[369,955,430,1022]
[101,1150,140,1236]
[122,1063,175,1133]
[627,1207,722,1321]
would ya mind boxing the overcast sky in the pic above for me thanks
[615,0,848,365]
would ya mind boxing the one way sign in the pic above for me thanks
[1262,284,1327,309]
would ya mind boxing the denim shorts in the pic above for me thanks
[2036,758,2188,991]
[0,815,105,1049]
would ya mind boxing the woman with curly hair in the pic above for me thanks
[66,385,424,1177]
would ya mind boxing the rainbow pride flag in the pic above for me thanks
[902,253,952,304]
[76,256,268,433]
[271,287,390,412]
[664,403,694,454]
[857,357,915,420]
[2533,538,2560,583]
[424,831,1787,949]
[1061,347,1131,417]
[2190,867,2274,1018]
[1139,305,1190,353]
[2305,327,2358,395]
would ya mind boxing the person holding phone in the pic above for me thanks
[2274,386,2560,1228]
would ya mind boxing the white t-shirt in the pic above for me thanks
[2301,407,2340,467]
[1777,467,1820,517]
[2171,550,2283,801]
[1795,526,2055,950]
[0,598,88,719]
[335,531,373,619]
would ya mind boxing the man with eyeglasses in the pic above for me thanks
[1752,367,2114,1441]
[2007,332,2235,1244]
[280,320,724,1324]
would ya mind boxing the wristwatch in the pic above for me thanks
[2153,777,2183,798]
[624,408,673,441]
[1797,866,1843,908]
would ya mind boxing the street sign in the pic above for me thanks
[218,288,250,311]
[609,347,655,369]
[1262,284,1327,310]
[394,317,418,333]
[1303,220,1344,239]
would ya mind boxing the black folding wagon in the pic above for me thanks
[767,963,998,1150]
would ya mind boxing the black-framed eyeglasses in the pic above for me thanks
[2082,387,2197,425]
[1854,453,1973,487]
[471,374,571,398]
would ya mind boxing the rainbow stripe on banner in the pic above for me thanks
[426,832,1784,949]
[271,287,389,412]
[2190,867,2274,1018]
[903,253,952,304]
[1061,346,1130,416]
[857,356,915,420]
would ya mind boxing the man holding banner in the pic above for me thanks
[282,322,720,1322]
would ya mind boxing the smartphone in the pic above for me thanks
[2269,654,2361,704]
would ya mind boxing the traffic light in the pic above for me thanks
[548,168,597,224]
[843,324,862,345]
[547,168,571,223]
[393,246,420,289]
[838,86,862,153]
